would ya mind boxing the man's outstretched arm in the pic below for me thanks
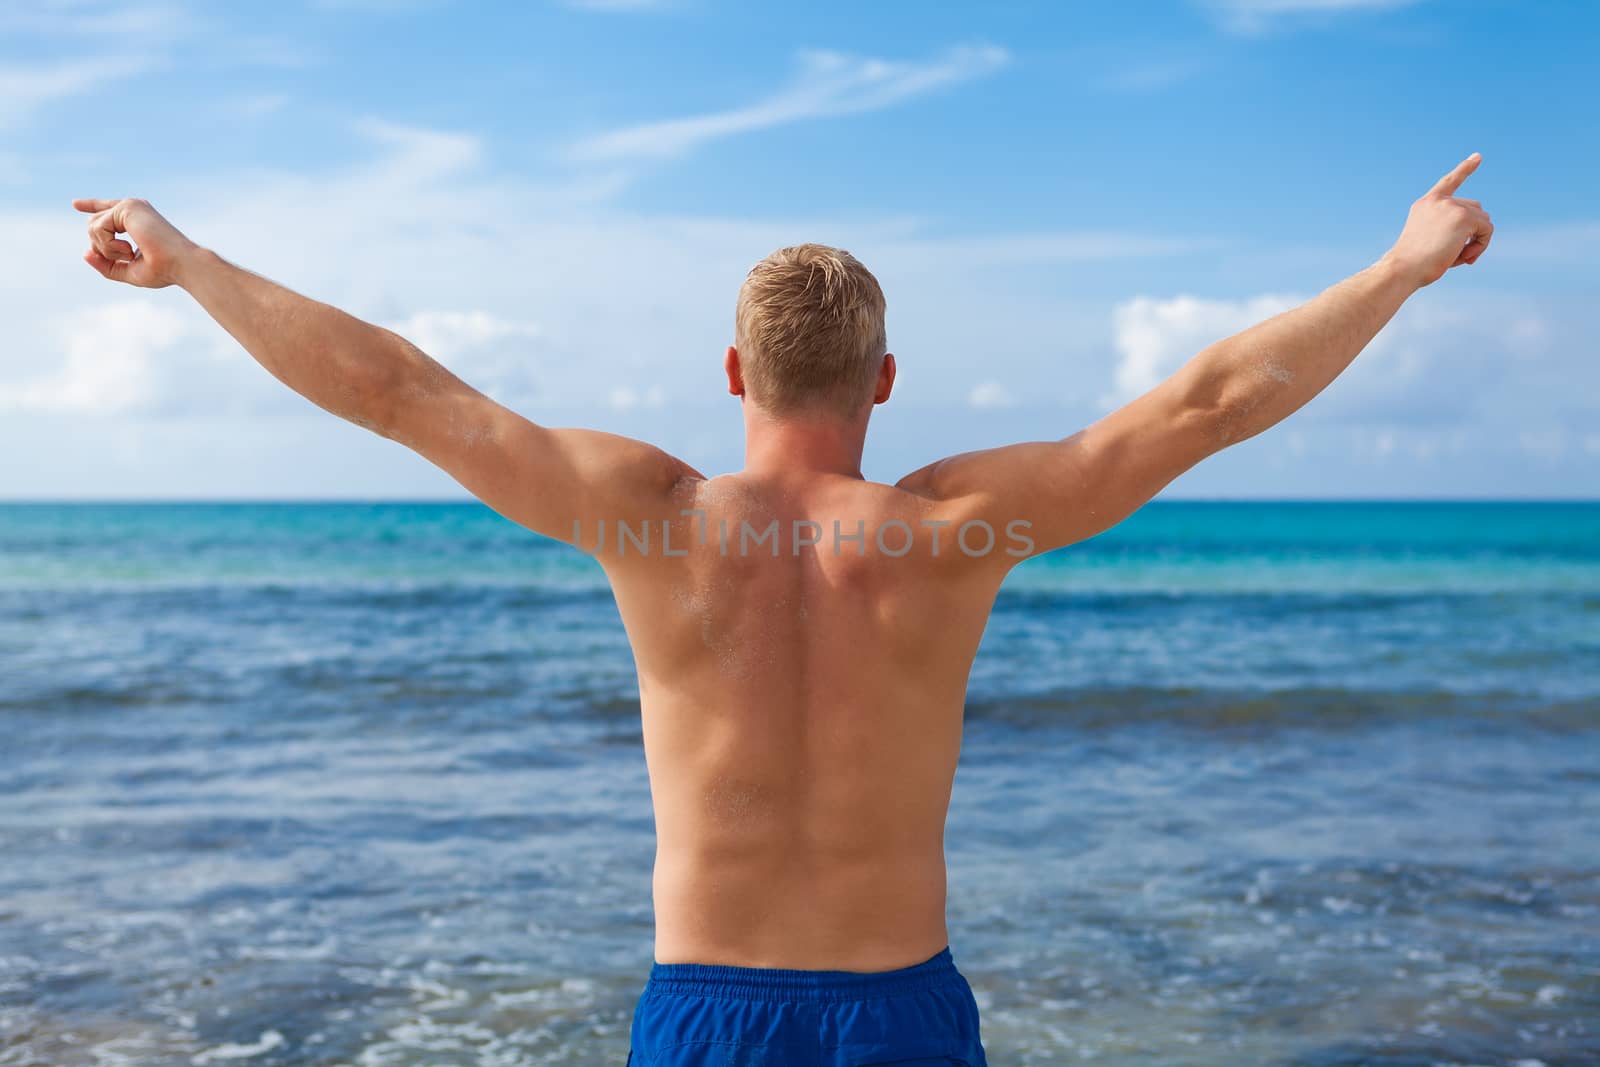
[73,197,700,544]
[898,153,1494,558]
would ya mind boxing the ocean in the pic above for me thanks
[1,501,1596,1066]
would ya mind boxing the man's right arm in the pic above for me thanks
[73,197,700,545]
[898,153,1494,559]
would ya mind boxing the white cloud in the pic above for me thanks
[560,0,668,10]
[391,310,541,354]
[386,310,543,403]
[225,93,289,119]
[567,44,1009,163]
[0,302,190,415]
[1205,0,1423,33]
[350,117,481,180]
[0,1,185,38]
[1493,221,1600,265]
[968,381,1016,409]
[0,3,184,128]
[306,0,438,10]
[0,300,542,422]
[0,57,154,128]
[608,385,667,411]
[1105,293,1301,406]
[873,231,1212,267]
[1098,58,1208,93]
[1221,0,1419,10]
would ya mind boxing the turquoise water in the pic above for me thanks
[2,501,1597,1065]
[2,500,1595,594]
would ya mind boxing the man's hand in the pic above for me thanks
[72,197,199,289]
[1381,153,1494,288]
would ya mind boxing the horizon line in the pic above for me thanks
[1,496,1596,506]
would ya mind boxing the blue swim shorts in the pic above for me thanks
[625,944,987,1065]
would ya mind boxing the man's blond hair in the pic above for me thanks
[734,243,887,417]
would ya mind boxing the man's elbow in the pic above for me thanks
[1158,366,1241,458]
[350,332,444,440]
[324,369,398,438]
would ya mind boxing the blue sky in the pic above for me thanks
[1,0,1596,499]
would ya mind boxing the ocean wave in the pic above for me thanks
[962,686,1600,731]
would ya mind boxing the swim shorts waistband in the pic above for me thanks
[644,946,961,1003]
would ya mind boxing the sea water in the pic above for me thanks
[1,501,1596,1065]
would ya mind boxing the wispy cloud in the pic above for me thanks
[306,0,440,11]
[968,382,1017,409]
[1492,221,1600,264]
[223,93,290,119]
[608,385,668,411]
[567,43,1009,164]
[1219,0,1420,11]
[1204,0,1424,33]
[350,117,483,180]
[872,231,1215,268]
[0,1,186,38]
[0,302,191,416]
[0,56,155,128]
[1098,57,1210,93]
[560,0,671,11]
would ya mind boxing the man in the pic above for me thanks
[74,153,1491,1066]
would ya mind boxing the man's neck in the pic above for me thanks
[740,403,870,480]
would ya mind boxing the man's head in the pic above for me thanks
[730,244,891,419]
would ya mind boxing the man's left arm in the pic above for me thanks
[74,197,699,543]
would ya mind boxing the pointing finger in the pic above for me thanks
[73,197,120,214]
[1429,153,1482,198]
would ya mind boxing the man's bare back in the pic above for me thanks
[72,153,1491,982]
[606,471,1011,969]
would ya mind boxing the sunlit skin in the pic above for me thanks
[74,155,1491,970]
